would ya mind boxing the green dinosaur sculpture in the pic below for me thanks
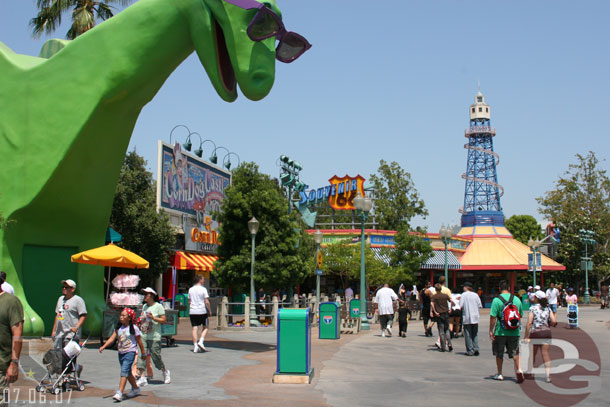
[0,0,280,336]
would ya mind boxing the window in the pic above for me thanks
[477,96,483,102]
[472,108,475,113]
[479,107,482,112]
[486,107,489,112]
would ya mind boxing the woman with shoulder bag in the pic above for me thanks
[524,291,557,383]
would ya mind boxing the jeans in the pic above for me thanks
[463,323,479,354]
[549,304,557,313]
[137,339,165,371]
[436,313,452,350]
[118,351,136,377]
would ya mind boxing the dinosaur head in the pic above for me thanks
[193,0,279,102]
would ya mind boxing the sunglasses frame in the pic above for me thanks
[222,0,311,63]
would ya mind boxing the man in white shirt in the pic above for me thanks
[374,284,398,337]
[0,272,14,295]
[459,282,482,356]
[188,275,211,353]
[546,282,559,313]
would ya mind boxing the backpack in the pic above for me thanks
[498,294,521,330]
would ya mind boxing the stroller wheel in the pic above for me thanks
[78,383,85,392]
[35,385,43,393]
[52,387,61,395]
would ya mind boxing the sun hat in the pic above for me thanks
[141,287,157,295]
[62,279,77,288]
[535,291,547,299]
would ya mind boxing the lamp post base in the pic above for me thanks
[360,315,370,331]
[249,305,261,327]
[584,290,591,304]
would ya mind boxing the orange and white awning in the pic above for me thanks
[171,251,218,271]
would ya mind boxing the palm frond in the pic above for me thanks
[72,6,95,35]
[95,3,115,21]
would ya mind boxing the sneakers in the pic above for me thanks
[162,369,171,384]
[112,391,123,402]
[448,345,453,352]
[126,387,141,398]
[473,350,480,356]
[193,344,200,353]
[197,340,207,352]
[545,376,552,383]
[516,371,525,383]
[381,331,386,338]
[493,374,504,381]
[136,376,148,387]
[385,325,392,337]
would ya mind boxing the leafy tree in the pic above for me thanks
[109,151,175,286]
[386,225,433,286]
[369,160,428,230]
[505,214,543,244]
[31,0,132,40]
[213,162,311,293]
[537,151,610,287]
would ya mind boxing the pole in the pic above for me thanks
[584,242,590,304]
[533,247,536,287]
[443,240,449,284]
[359,214,370,330]
[315,243,320,321]
[249,234,259,326]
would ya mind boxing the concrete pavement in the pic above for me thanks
[10,307,609,406]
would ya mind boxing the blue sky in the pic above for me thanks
[1,0,608,232]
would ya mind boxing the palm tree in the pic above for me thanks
[31,0,132,40]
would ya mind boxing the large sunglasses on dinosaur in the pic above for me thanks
[223,0,311,63]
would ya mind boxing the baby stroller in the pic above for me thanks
[567,304,579,329]
[36,336,88,394]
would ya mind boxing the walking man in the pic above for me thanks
[545,282,559,313]
[374,283,398,337]
[600,281,609,309]
[136,288,170,386]
[459,282,482,356]
[188,275,211,352]
[431,283,453,352]
[0,272,23,405]
[420,282,433,336]
[489,280,524,382]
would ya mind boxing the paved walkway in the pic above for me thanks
[10,307,609,406]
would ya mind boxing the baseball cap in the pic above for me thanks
[62,279,77,288]
[527,286,533,290]
[534,285,541,290]
[535,290,547,299]
[141,287,157,295]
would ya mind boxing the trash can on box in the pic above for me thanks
[319,302,341,340]
[349,298,361,319]
[276,308,312,376]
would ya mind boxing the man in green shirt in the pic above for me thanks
[489,280,524,382]
[0,271,24,405]
[136,288,170,386]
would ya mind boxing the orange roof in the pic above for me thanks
[459,237,565,270]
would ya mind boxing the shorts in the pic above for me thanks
[422,308,430,325]
[530,328,552,344]
[190,313,208,327]
[118,351,136,377]
[549,304,557,313]
[492,336,520,359]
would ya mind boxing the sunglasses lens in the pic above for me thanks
[249,9,280,41]
[276,33,309,63]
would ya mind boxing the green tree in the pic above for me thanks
[537,151,610,286]
[369,160,428,230]
[385,225,433,286]
[109,151,175,286]
[505,214,543,244]
[213,162,311,292]
[31,0,132,40]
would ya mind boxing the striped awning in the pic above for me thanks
[371,248,461,270]
[172,251,218,271]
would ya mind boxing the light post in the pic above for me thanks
[353,195,373,330]
[579,229,596,304]
[248,217,260,326]
[313,230,323,322]
[528,237,541,287]
[439,225,452,284]
[278,155,305,213]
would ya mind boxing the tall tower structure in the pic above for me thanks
[458,91,509,236]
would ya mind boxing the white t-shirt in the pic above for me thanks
[188,285,209,315]
[374,287,398,315]
[1,282,14,295]
[546,288,559,305]
[451,293,462,311]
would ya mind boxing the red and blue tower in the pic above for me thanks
[458,92,510,237]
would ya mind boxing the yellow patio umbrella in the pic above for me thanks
[71,243,149,302]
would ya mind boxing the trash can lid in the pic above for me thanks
[279,308,309,320]
[319,302,338,311]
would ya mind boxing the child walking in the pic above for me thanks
[100,308,146,402]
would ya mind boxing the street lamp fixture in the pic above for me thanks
[579,229,596,304]
[210,146,230,165]
[248,217,260,326]
[223,152,241,170]
[169,124,191,146]
[528,237,541,287]
[194,138,216,158]
[278,155,304,213]
[439,225,452,284]
[353,194,372,330]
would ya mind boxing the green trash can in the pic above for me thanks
[277,308,312,375]
[319,302,341,340]
[349,298,361,318]
[232,293,246,316]
[174,293,189,317]
[522,293,531,312]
